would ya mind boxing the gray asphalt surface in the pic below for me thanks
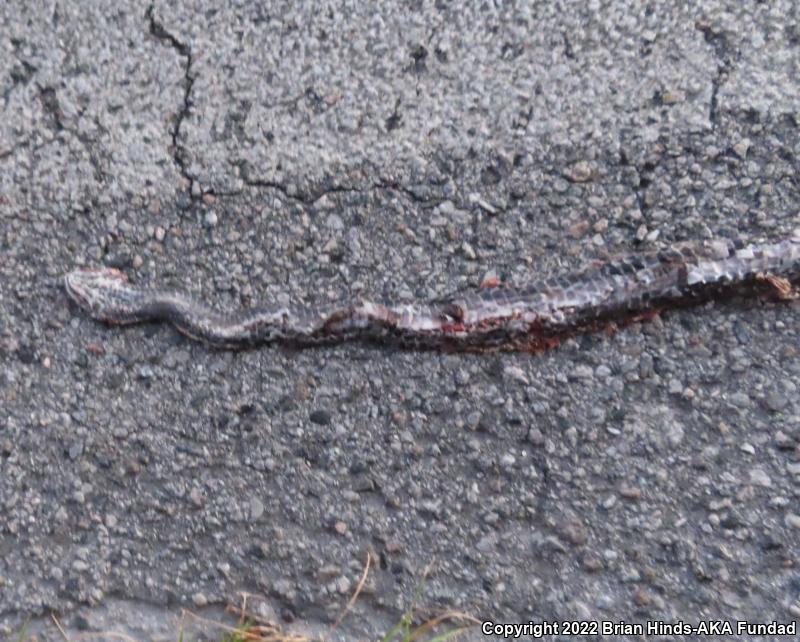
[2,1,799,640]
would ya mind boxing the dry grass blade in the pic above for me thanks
[406,610,481,642]
[50,616,142,642]
[71,633,141,642]
[332,550,372,630]
[182,607,309,642]
[51,615,71,642]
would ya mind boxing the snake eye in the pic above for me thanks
[440,303,464,323]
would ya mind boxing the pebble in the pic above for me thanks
[665,421,684,446]
[335,575,351,594]
[527,427,544,446]
[748,468,771,487]
[632,587,653,606]
[249,497,265,521]
[503,365,529,384]
[568,220,590,238]
[785,513,800,529]
[500,453,516,467]
[310,409,331,425]
[729,392,751,408]
[192,592,208,607]
[189,487,206,507]
[569,365,593,380]
[154,226,166,241]
[326,213,344,230]
[595,364,611,378]
[563,160,593,183]
[204,211,218,227]
[619,484,642,500]
[732,138,751,158]
[764,391,789,412]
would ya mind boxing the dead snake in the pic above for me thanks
[65,235,800,351]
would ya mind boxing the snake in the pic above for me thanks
[64,235,800,351]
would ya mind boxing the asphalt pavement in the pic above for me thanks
[1,1,799,640]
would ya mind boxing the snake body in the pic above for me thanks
[65,235,800,351]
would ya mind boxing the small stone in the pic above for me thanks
[595,364,611,378]
[503,365,528,384]
[568,220,590,238]
[249,497,265,521]
[785,513,800,529]
[593,218,609,233]
[527,427,545,446]
[748,468,771,487]
[310,409,331,425]
[336,576,351,594]
[204,211,218,227]
[732,138,751,159]
[564,161,593,183]
[500,453,516,467]
[619,484,642,500]
[322,237,338,254]
[469,193,498,215]
[559,519,588,546]
[326,213,344,230]
[568,600,592,620]
[189,487,205,507]
[632,588,652,606]
[154,226,166,241]
[192,592,208,607]
[636,224,648,241]
[665,421,684,446]
[729,392,751,408]
[333,521,347,535]
[385,540,403,554]
[570,365,593,380]
[765,391,789,412]
[462,242,477,260]
[132,255,144,268]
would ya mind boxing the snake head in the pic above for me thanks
[64,267,138,323]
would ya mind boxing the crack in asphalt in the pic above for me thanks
[225,159,447,208]
[695,19,739,127]
[146,4,197,205]
[141,7,440,212]
[617,134,650,217]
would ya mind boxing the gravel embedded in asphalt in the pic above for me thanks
[2,1,800,640]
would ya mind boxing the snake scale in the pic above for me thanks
[65,235,800,351]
